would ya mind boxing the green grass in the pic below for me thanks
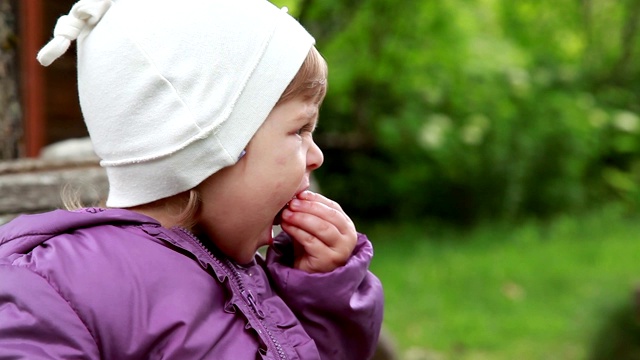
[363,205,640,360]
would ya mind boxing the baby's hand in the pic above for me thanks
[280,191,357,273]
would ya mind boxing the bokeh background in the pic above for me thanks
[272,1,640,359]
[276,0,640,225]
[3,0,640,359]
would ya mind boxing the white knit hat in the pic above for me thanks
[37,0,314,207]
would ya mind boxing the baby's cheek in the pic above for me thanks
[275,154,289,166]
[273,146,301,167]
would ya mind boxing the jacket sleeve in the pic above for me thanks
[0,263,99,359]
[265,232,384,360]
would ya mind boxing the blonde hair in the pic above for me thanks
[278,46,328,105]
[61,182,106,210]
[138,189,201,229]
[64,47,327,230]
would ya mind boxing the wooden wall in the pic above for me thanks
[41,0,88,146]
[17,0,88,155]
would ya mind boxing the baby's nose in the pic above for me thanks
[307,141,324,170]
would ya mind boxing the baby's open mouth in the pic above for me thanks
[273,201,291,226]
[273,206,286,226]
[273,193,301,225]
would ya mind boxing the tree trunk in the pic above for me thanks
[0,0,22,160]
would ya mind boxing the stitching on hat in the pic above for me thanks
[99,31,206,167]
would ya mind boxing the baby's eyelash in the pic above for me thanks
[297,123,316,135]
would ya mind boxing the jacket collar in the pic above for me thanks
[0,208,159,257]
[0,207,250,284]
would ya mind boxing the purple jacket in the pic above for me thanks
[0,208,383,359]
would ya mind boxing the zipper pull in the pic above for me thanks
[247,290,266,319]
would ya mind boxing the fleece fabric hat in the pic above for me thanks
[37,0,315,207]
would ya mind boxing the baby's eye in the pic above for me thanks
[296,123,315,135]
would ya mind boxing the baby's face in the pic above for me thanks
[195,95,324,263]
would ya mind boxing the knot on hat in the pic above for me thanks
[37,0,112,67]
[53,15,86,40]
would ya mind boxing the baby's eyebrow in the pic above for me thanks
[291,113,318,133]
[294,105,319,123]
[293,116,318,132]
[306,106,319,120]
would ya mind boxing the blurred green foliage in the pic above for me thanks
[275,0,640,223]
[363,205,640,359]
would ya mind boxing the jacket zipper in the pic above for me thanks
[177,228,288,360]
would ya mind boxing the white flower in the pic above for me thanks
[613,111,639,133]
[419,114,452,149]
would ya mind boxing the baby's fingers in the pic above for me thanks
[281,192,358,273]
[292,191,354,236]
[281,207,342,248]
[280,221,350,273]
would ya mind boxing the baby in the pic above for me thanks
[0,0,384,359]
